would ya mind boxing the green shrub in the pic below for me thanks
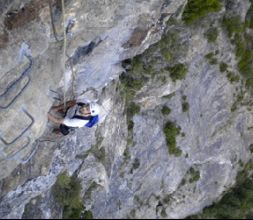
[158,31,184,64]
[219,62,228,72]
[161,106,171,115]
[205,52,217,65]
[159,32,179,50]
[188,167,200,183]
[52,172,86,219]
[231,92,244,112]
[205,27,218,42]
[182,101,190,112]
[161,48,172,62]
[167,63,187,81]
[222,13,253,90]
[233,34,247,58]
[245,0,253,29]
[237,50,253,78]
[163,121,182,156]
[245,78,253,89]
[182,0,222,24]
[132,158,140,169]
[83,210,93,219]
[127,119,134,131]
[131,55,144,74]
[226,71,240,83]
[130,158,140,174]
[187,160,253,219]
[127,102,140,119]
[222,16,244,38]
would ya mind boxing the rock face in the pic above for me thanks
[0,0,177,180]
[0,0,253,219]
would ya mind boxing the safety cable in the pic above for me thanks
[61,0,67,111]
[48,0,69,110]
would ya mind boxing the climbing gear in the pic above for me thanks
[89,102,100,116]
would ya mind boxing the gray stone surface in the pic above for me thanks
[0,0,253,219]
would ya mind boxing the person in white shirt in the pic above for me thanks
[48,100,100,135]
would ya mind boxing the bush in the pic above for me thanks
[237,50,253,78]
[127,102,140,119]
[182,0,222,24]
[131,55,144,74]
[167,63,187,81]
[186,160,253,219]
[233,34,246,58]
[161,48,172,62]
[219,62,228,72]
[249,144,253,153]
[245,78,253,89]
[226,71,240,83]
[163,121,182,156]
[205,27,218,43]
[188,167,200,183]
[245,0,253,29]
[222,16,244,38]
[161,106,171,115]
[182,101,190,112]
[52,172,86,219]
[222,13,253,90]
[205,52,217,65]
[159,32,179,50]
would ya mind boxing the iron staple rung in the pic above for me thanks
[0,76,30,109]
[0,108,34,146]
[0,55,33,109]
[4,137,31,160]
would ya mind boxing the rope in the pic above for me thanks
[49,0,75,106]
[66,54,77,100]
[61,0,67,111]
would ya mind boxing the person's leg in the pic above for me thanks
[59,124,70,135]
[50,100,76,114]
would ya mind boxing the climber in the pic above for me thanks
[47,100,100,135]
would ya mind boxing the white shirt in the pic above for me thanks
[63,105,90,128]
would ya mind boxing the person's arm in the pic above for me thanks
[63,118,89,128]
[51,100,77,112]
[48,113,64,124]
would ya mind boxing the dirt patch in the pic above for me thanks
[4,0,49,30]
[123,27,149,48]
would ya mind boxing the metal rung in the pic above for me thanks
[0,76,30,109]
[4,137,31,160]
[0,55,33,109]
[19,140,37,164]
[0,108,34,145]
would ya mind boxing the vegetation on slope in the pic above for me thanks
[182,0,222,24]
[52,172,92,219]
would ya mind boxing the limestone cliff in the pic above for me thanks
[0,0,253,219]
